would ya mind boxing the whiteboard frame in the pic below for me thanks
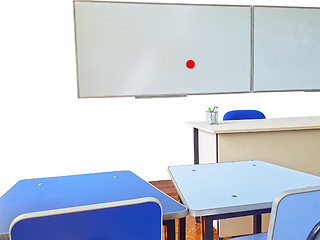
[73,1,252,98]
[73,1,320,98]
[253,5,320,93]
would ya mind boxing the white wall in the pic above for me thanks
[0,0,320,196]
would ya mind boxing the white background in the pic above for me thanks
[0,0,320,196]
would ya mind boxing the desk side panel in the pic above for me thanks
[199,131,217,164]
[218,129,320,176]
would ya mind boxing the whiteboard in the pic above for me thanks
[254,7,320,92]
[74,2,251,98]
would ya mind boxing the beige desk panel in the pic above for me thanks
[218,129,320,176]
[217,214,271,237]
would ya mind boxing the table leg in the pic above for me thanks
[194,128,201,225]
[202,216,214,240]
[193,128,199,165]
[177,188,188,238]
[164,219,176,240]
[201,217,205,239]
[253,214,262,233]
[179,217,186,240]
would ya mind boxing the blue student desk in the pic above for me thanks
[0,171,187,240]
[168,160,320,240]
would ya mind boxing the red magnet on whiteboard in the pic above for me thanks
[186,60,195,69]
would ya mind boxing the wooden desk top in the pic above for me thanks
[188,116,320,134]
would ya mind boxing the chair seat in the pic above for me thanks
[232,232,267,240]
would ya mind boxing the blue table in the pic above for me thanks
[0,171,187,240]
[168,160,320,240]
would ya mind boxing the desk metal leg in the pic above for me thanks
[164,220,176,240]
[202,216,214,240]
[200,210,268,240]
[201,217,205,239]
[194,128,201,225]
[179,217,186,240]
[253,214,262,234]
[193,128,199,165]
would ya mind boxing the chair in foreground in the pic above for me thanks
[223,110,266,121]
[10,197,162,240]
[232,186,320,240]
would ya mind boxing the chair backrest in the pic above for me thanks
[10,197,162,240]
[267,186,320,240]
[223,110,266,121]
[307,220,320,240]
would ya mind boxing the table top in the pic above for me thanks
[0,171,187,234]
[168,160,320,217]
[188,116,320,134]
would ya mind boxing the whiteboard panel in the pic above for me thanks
[254,7,320,91]
[74,2,251,97]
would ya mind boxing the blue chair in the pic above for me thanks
[223,110,266,121]
[10,197,162,240]
[232,186,320,240]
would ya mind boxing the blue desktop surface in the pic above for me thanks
[0,171,187,234]
[168,160,320,217]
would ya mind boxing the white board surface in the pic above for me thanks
[254,7,320,91]
[74,2,251,97]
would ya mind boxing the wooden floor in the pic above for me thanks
[150,180,219,240]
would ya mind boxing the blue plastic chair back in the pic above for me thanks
[10,197,162,240]
[268,186,320,240]
[223,110,266,121]
[307,220,320,240]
